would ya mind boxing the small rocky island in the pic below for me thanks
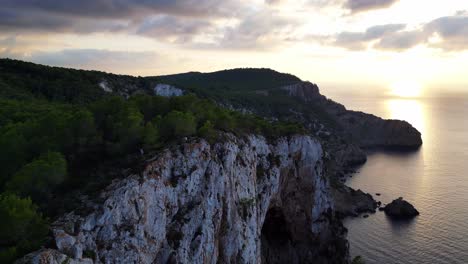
[384,197,419,219]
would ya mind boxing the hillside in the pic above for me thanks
[0,59,307,263]
[0,59,153,103]
[0,59,422,263]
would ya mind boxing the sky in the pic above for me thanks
[1,0,468,96]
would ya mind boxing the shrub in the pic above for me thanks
[352,256,365,264]
[0,193,48,263]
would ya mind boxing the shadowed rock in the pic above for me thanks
[282,81,423,150]
[332,186,378,217]
[384,197,419,219]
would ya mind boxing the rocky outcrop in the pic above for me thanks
[154,84,184,97]
[331,143,367,168]
[99,81,112,93]
[18,135,348,264]
[332,186,378,217]
[281,81,423,150]
[384,197,419,219]
[281,82,321,101]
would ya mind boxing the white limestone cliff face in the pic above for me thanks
[154,84,184,97]
[99,81,112,93]
[18,135,348,264]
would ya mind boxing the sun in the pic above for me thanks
[389,80,423,98]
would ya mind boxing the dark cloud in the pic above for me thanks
[344,0,399,13]
[0,0,238,34]
[0,8,128,33]
[136,15,214,43]
[1,0,236,19]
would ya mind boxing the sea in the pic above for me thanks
[323,89,468,264]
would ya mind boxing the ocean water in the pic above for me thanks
[324,91,468,264]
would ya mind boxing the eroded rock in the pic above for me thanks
[332,186,378,217]
[384,197,419,219]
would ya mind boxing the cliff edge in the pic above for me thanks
[18,135,348,264]
[282,81,422,150]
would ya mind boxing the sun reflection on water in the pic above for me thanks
[385,99,426,136]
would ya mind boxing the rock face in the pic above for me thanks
[281,82,321,101]
[384,197,419,219]
[154,84,184,97]
[19,135,348,264]
[281,81,423,149]
[99,81,112,93]
[332,186,378,217]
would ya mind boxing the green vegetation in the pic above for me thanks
[156,68,300,92]
[0,193,48,263]
[0,58,152,103]
[7,152,67,206]
[0,59,306,262]
[155,68,340,129]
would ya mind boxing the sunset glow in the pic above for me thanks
[1,1,467,94]
[390,81,423,98]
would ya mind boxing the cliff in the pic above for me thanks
[18,135,348,264]
[281,82,422,150]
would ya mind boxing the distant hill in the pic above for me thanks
[0,58,152,103]
[155,68,301,92]
[0,59,303,106]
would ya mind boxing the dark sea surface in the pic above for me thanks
[324,90,468,264]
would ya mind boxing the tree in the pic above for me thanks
[66,109,99,155]
[198,120,217,143]
[130,95,170,122]
[7,152,67,204]
[158,111,197,139]
[0,127,28,186]
[91,96,144,155]
[214,110,236,132]
[0,193,48,263]
[142,122,160,150]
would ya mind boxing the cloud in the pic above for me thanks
[1,0,237,19]
[375,30,428,50]
[217,10,301,50]
[424,15,468,50]
[24,49,161,73]
[1,0,295,50]
[136,15,214,43]
[0,0,240,34]
[331,12,468,51]
[344,0,399,13]
[334,24,406,50]
[0,8,129,33]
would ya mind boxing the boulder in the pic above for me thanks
[384,197,419,219]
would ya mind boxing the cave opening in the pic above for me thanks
[261,207,294,263]
[261,207,291,245]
